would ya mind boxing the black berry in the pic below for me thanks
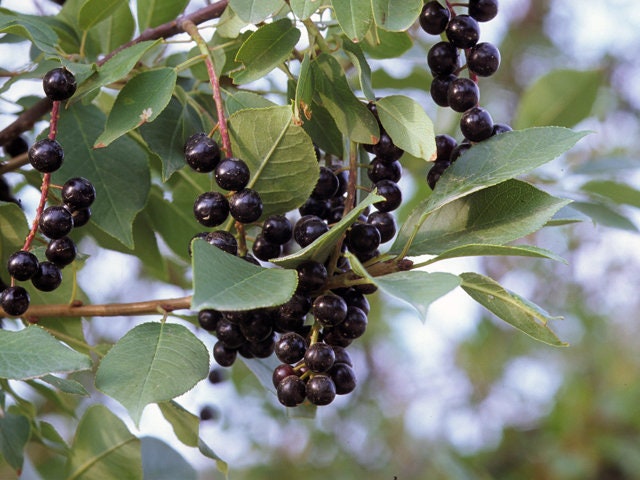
[213,341,237,367]
[216,319,245,349]
[329,363,356,395]
[277,375,306,407]
[460,106,494,142]
[70,207,91,228]
[39,206,73,239]
[229,188,262,223]
[198,309,222,331]
[28,139,64,173]
[492,123,513,135]
[193,191,229,227]
[373,180,402,212]
[445,14,480,49]
[435,134,457,162]
[467,42,501,77]
[368,157,401,183]
[42,67,77,101]
[450,142,472,162]
[1,286,30,316]
[427,160,451,190]
[304,342,335,373]
[296,260,327,294]
[447,77,480,112]
[469,0,498,22]
[184,133,221,173]
[7,250,39,281]
[252,234,282,261]
[430,74,457,107]
[293,215,328,248]
[275,332,307,364]
[427,41,459,76]
[311,167,339,200]
[347,223,381,255]
[312,294,347,327]
[373,131,403,162]
[262,214,292,245]
[336,306,368,339]
[419,1,451,35]
[61,177,96,210]
[215,157,250,191]
[272,364,296,388]
[367,211,396,243]
[298,197,330,219]
[205,230,238,256]
[306,374,336,406]
[45,236,77,267]
[31,261,62,292]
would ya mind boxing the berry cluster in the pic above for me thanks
[419,0,512,189]
[0,68,95,317]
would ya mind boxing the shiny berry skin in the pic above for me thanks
[419,1,451,35]
[430,74,457,107]
[293,215,328,247]
[272,364,296,388]
[252,234,281,261]
[373,131,403,162]
[467,42,501,77]
[262,214,292,245]
[435,134,457,162]
[215,157,250,191]
[492,123,513,135]
[39,206,73,239]
[367,211,396,243]
[368,158,401,183]
[198,309,222,331]
[248,334,274,359]
[296,261,327,294]
[70,208,91,228]
[306,374,336,405]
[31,261,62,292]
[329,363,356,395]
[304,342,335,373]
[460,106,494,142]
[275,332,307,364]
[277,293,311,327]
[45,236,77,267]
[450,142,472,162]
[62,177,96,210]
[42,67,77,101]
[469,0,498,22]
[229,188,262,223]
[4,136,28,157]
[373,180,402,212]
[446,14,480,49]
[311,167,339,200]
[427,160,451,190]
[448,77,480,112]
[216,319,245,349]
[193,191,229,227]
[28,139,64,173]
[347,223,381,255]
[213,341,237,367]
[336,306,368,339]
[428,41,459,76]
[330,164,348,196]
[7,250,39,281]
[312,294,347,327]
[205,230,238,256]
[184,133,221,173]
[338,288,370,315]
[1,286,30,316]
[277,375,306,407]
[298,196,330,219]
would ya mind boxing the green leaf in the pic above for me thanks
[95,322,209,426]
[136,0,189,31]
[0,327,91,380]
[53,103,150,249]
[39,317,89,355]
[331,0,373,42]
[95,2,135,54]
[312,53,380,144]
[391,180,571,256]
[342,40,375,101]
[372,67,430,91]
[371,0,422,31]
[546,204,589,226]
[460,272,567,347]
[40,374,90,396]
[301,100,343,157]
[361,28,412,59]
[0,202,29,277]
[141,437,197,480]
[226,90,276,116]
[423,244,567,266]
[191,240,298,311]
[228,105,319,216]
[570,201,638,232]
[581,180,640,208]
[0,11,59,54]
[78,0,127,30]
[294,54,314,122]
[273,192,384,268]
[376,95,435,160]
[289,0,324,19]
[231,18,300,85]
[66,405,142,480]
[0,413,30,472]
[514,69,602,129]
[229,0,285,23]
[94,67,177,148]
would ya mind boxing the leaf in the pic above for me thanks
[301,100,343,157]
[361,28,412,59]
[331,0,373,42]
[460,272,567,347]
[141,437,197,480]
[371,0,422,31]
[376,95,435,160]
[581,180,640,208]
[38,317,89,355]
[94,68,178,148]
[228,105,319,216]
[289,0,323,19]
[95,322,209,426]
[66,405,142,480]
[78,0,127,30]
[570,201,638,232]
[0,327,92,380]
[391,180,571,256]
[514,69,602,129]
[294,54,314,122]
[311,53,380,144]
[136,0,189,31]
[546,204,589,226]
[96,2,135,54]
[53,103,150,249]
[228,0,285,23]
[372,67,430,91]
[40,374,90,396]
[273,192,384,268]
[423,244,567,266]
[0,11,59,54]
[241,356,280,394]
[0,202,29,275]
[342,40,375,101]
[231,18,301,85]
[0,413,30,472]
[226,90,276,116]
[191,239,298,311]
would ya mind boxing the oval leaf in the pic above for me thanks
[78,0,127,30]
[95,322,209,426]
[0,413,30,472]
[229,0,285,23]
[422,244,567,266]
[136,0,189,31]
[141,437,197,480]
[371,0,422,31]
[331,0,373,42]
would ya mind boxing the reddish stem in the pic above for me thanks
[205,55,232,156]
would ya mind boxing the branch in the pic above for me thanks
[0,0,230,148]
[0,296,193,321]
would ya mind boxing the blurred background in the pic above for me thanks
[2,0,640,479]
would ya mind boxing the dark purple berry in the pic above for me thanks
[215,157,250,191]
[446,14,480,49]
[373,180,402,212]
[492,123,513,135]
[1,286,30,316]
[39,206,73,239]
[329,363,356,395]
[184,133,221,173]
[304,342,335,373]
[427,160,451,190]
[248,335,274,358]
[329,164,348,197]
[448,77,480,112]
[277,293,311,329]
[467,42,501,77]
[208,367,227,384]
[70,208,91,228]
[347,223,381,255]
[306,374,336,405]
[205,230,238,256]
[198,309,222,331]
[277,375,306,407]
[199,405,219,421]
[313,294,348,327]
[293,215,328,248]
[262,214,292,245]
[296,260,327,293]
[7,250,39,281]
[460,106,494,142]
[229,188,262,223]
[252,234,282,261]
[336,306,368,339]
[45,236,76,267]
[430,74,457,107]
[275,332,307,364]
[61,177,95,210]
[213,341,237,367]
[42,67,77,101]
[311,167,339,200]
[28,139,64,173]
[272,364,296,388]
[193,191,229,227]
[366,211,396,243]
[469,0,498,22]
[298,197,330,219]
[427,41,459,76]
[435,134,457,162]
[368,157,401,183]
[31,261,62,292]
[373,131,403,162]
[338,288,370,315]
[419,1,451,35]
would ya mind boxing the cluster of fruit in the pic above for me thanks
[0,68,95,317]
[419,0,512,189]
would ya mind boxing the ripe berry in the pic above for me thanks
[467,42,501,77]
[277,293,311,330]
[419,1,451,35]
[312,294,347,327]
[329,363,356,395]
[61,177,96,210]
[184,133,221,173]
[435,134,457,162]
[430,74,457,107]
[193,191,229,227]
[277,375,306,407]
[1,286,30,316]
[330,164,348,196]
[229,188,262,223]
[469,0,499,22]
[215,157,250,191]
[275,332,307,364]
[298,197,330,219]
[216,319,245,349]
[296,260,327,294]
[446,14,480,49]
[427,160,451,190]
[252,234,281,261]
[198,309,222,331]
[239,312,273,343]
[293,215,328,248]
[368,158,401,183]
[261,214,292,245]
[205,230,238,256]
[42,67,77,101]
[70,207,91,228]
[336,306,368,339]
[248,333,275,358]
[45,236,77,267]
[347,223,381,255]
[367,211,396,243]
[311,167,339,200]
[306,374,336,406]
[272,364,296,388]
[460,106,494,142]
[338,288,370,315]
[373,131,403,162]
[304,342,335,373]
[447,78,480,112]
[450,142,472,162]
[39,206,73,239]
[28,139,64,173]
[213,341,237,367]
[427,41,459,76]
[4,136,28,157]
[373,180,402,212]
[492,123,513,135]
[7,250,39,281]
[31,261,62,292]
